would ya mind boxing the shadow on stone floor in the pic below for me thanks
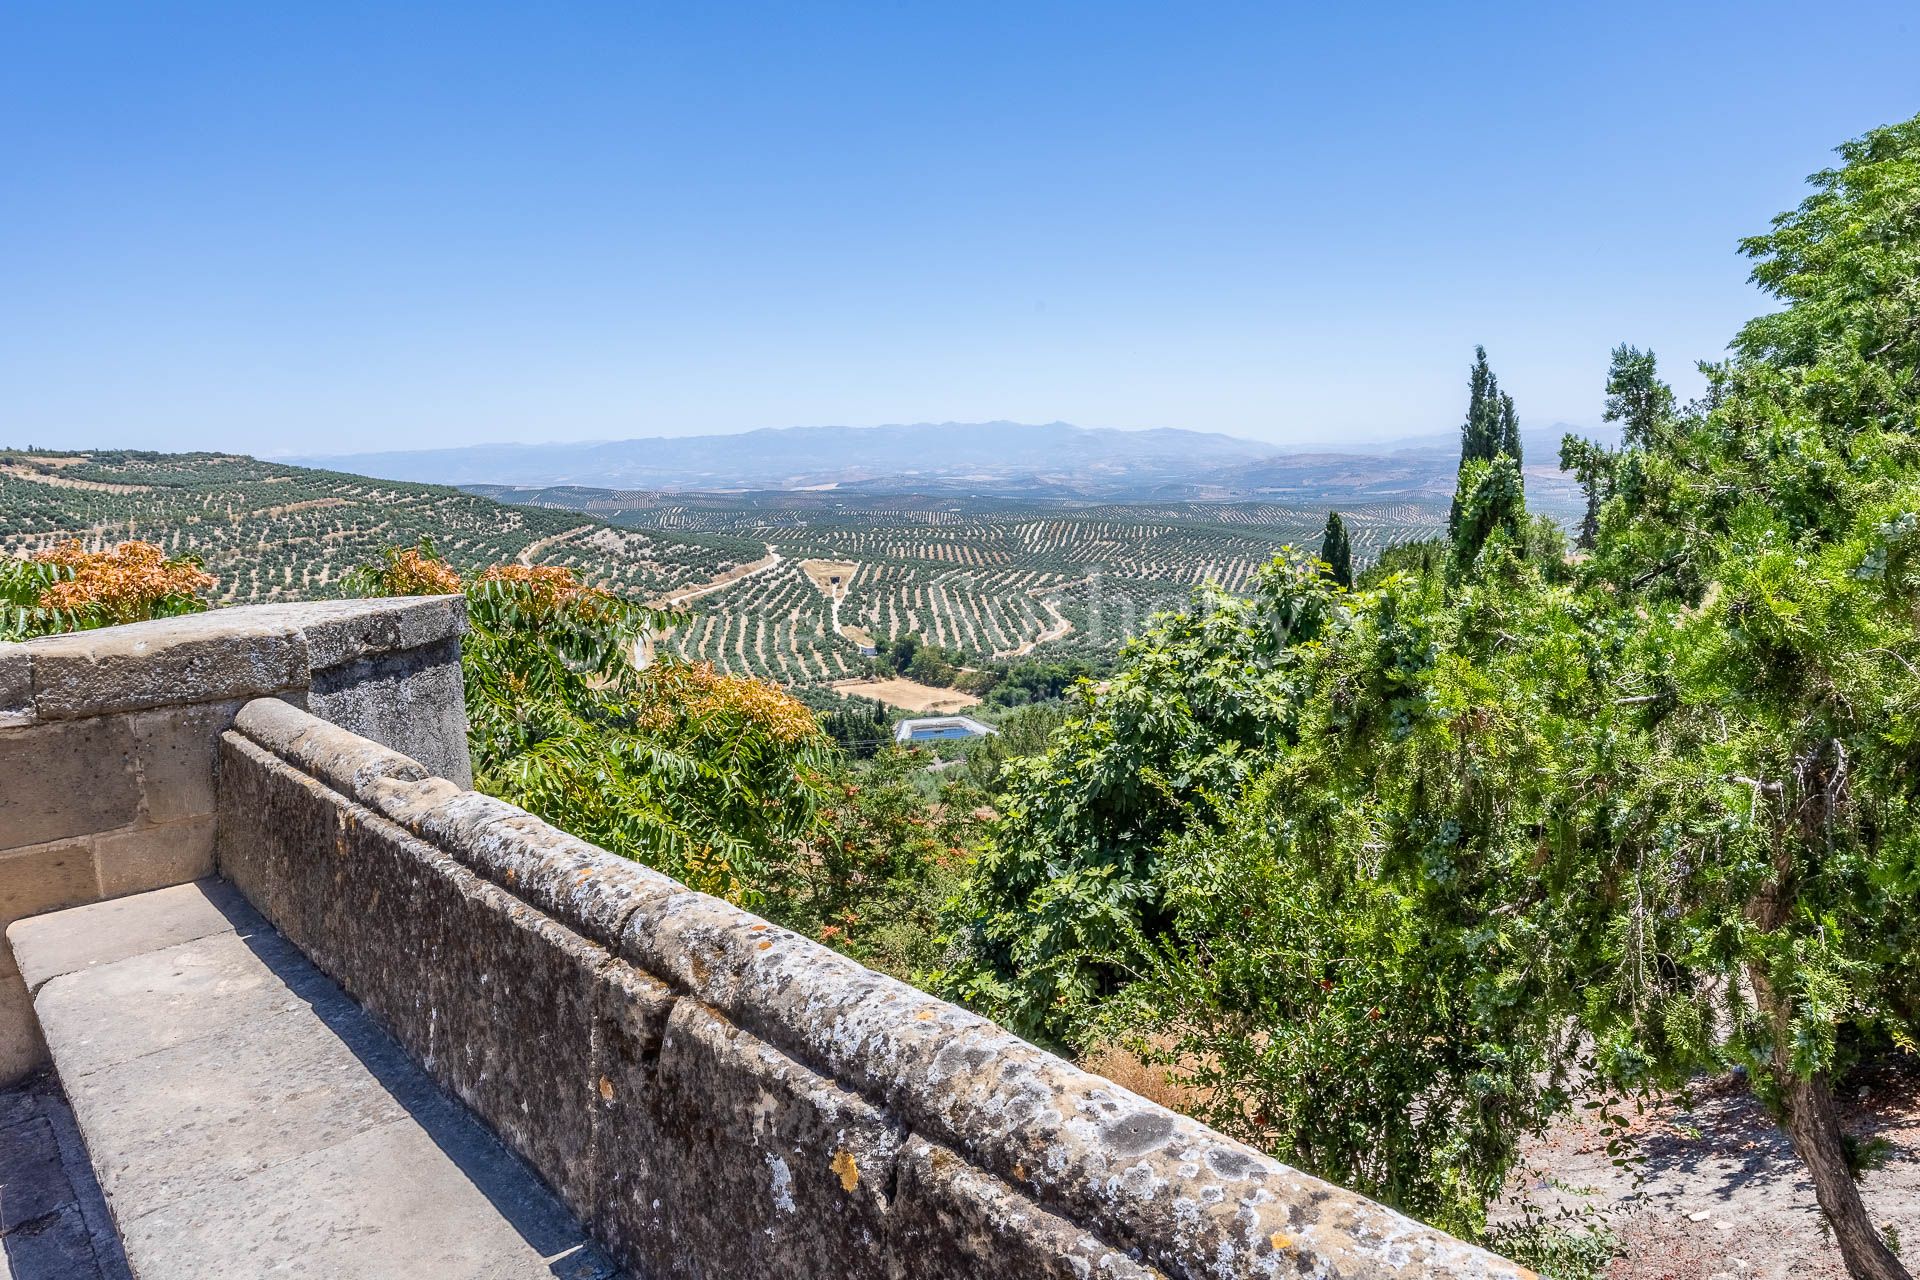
[0,1071,131,1280]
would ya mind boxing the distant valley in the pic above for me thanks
[293,419,1606,518]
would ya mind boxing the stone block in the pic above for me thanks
[115,1115,616,1280]
[28,880,614,1280]
[0,718,139,851]
[402,789,675,948]
[582,963,678,1268]
[296,594,466,670]
[0,839,99,930]
[8,879,254,995]
[230,698,429,799]
[885,1138,1156,1280]
[93,817,216,899]
[212,732,337,951]
[31,928,334,1077]
[65,984,434,1207]
[643,999,906,1279]
[27,612,308,720]
[0,1202,121,1280]
[0,642,30,728]
[307,641,471,786]
[0,1112,82,1233]
[128,700,242,824]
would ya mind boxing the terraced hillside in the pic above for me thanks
[0,451,760,605]
[475,486,1451,678]
[2,451,1450,688]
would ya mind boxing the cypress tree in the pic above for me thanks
[1461,346,1500,463]
[1498,392,1521,464]
[1319,511,1353,588]
[1449,346,1528,552]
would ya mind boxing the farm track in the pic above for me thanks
[651,544,782,607]
[516,523,593,565]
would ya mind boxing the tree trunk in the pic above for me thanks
[1750,966,1909,1280]
[1776,1068,1908,1280]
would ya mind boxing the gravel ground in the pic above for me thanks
[1506,1059,1920,1280]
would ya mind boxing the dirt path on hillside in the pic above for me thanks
[0,464,151,494]
[996,595,1073,658]
[516,524,592,565]
[1498,1062,1920,1280]
[650,544,782,608]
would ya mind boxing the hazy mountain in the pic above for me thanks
[296,419,1603,517]
[291,421,1273,491]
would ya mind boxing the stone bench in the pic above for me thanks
[7,880,620,1280]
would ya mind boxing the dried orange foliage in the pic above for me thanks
[35,540,215,622]
[480,563,619,618]
[640,661,821,745]
[381,548,463,596]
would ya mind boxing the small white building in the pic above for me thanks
[894,715,995,744]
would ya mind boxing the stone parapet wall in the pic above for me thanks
[216,697,1528,1280]
[0,598,468,1083]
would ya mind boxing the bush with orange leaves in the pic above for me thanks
[2,540,214,638]
[381,546,465,596]
[636,661,822,747]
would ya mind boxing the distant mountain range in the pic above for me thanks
[292,419,1613,515]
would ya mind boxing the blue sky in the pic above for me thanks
[4,2,1916,456]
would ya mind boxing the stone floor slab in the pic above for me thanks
[18,880,621,1280]
[8,877,258,994]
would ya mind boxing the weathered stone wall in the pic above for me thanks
[0,598,468,1083]
[216,698,1530,1280]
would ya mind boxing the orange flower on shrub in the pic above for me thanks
[382,548,464,595]
[34,540,214,623]
[480,563,618,619]
[639,661,821,745]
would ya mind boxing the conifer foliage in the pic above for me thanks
[1447,346,1527,559]
[1318,510,1353,588]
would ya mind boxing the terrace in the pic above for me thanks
[0,599,1526,1278]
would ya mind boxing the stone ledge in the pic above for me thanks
[17,597,464,721]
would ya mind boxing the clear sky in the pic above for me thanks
[4,2,1917,456]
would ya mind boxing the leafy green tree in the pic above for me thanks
[1601,344,1675,449]
[1319,510,1353,588]
[1448,454,1528,570]
[820,696,891,758]
[942,551,1338,1040]
[1558,434,1612,551]
[1561,116,1920,1280]
[1462,345,1504,463]
[1500,392,1521,463]
[952,115,1920,1278]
